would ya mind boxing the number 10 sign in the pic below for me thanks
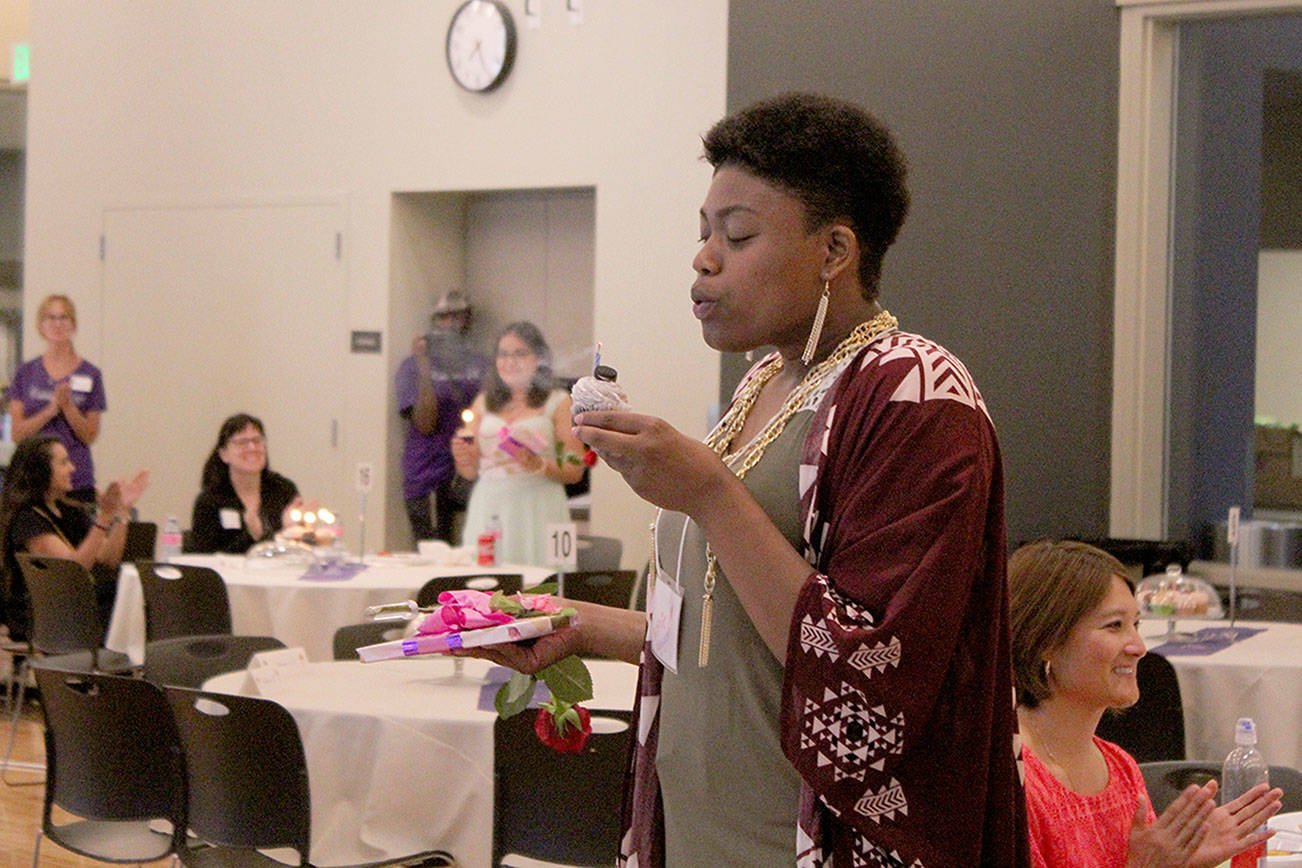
[545,522,578,570]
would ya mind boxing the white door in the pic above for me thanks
[97,202,347,532]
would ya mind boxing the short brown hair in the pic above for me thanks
[1008,540,1130,708]
[38,294,76,327]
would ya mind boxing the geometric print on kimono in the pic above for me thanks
[797,575,907,820]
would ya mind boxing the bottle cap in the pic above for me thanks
[1235,717,1258,745]
[593,365,618,382]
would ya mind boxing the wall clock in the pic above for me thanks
[446,0,517,93]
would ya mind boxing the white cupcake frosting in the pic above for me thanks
[570,375,630,415]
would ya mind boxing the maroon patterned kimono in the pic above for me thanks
[620,331,1028,868]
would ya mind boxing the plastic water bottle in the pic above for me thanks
[1222,717,1269,868]
[477,514,503,566]
[159,516,183,563]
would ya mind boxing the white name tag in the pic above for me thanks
[648,565,682,674]
[69,374,93,393]
[219,508,241,530]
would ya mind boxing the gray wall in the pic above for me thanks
[725,0,1121,546]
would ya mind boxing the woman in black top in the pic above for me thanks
[191,413,301,554]
[0,434,149,641]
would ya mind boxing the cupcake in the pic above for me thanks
[570,365,630,416]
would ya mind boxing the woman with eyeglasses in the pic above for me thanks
[191,413,302,554]
[451,321,585,566]
[8,294,108,504]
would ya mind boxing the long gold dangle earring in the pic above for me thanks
[801,280,831,365]
[699,548,717,667]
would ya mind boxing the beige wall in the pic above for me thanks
[0,0,28,69]
[24,0,728,565]
[1257,249,1302,429]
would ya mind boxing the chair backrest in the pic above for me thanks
[493,708,633,866]
[123,521,158,562]
[332,622,409,660]
[1095,652,1185,763]
[561,569,638,609]
[137,561,233,642]
[164,685,311,862]
[576,534,622,571]
[18,553,105,657]
[630,561,650,611]
[1141,760,1302,814]
[415,573,524,608]
[34,667,184,832]
[143,634,286,688]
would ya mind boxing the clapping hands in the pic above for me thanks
[1126,779,1282,868]
[98,469,149,521]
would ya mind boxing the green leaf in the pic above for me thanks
[531,580,560,597]
[494,672,537,719]
[491,591,525,616]
[537,655,593,704]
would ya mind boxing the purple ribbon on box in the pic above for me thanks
[477,665,551,711]
[298,562,369,582]
[1149,625,1266,656]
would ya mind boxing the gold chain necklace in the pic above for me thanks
[696,310,898,667]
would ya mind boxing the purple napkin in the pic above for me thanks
[1149,625,1265,656]
[478,665,551,711]
[298,562,369,582]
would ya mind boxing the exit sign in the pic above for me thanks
[11,43,29,83]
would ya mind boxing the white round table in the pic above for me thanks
[105,553,555,662]
[203,656,638,867]
[1141,619,1302,770]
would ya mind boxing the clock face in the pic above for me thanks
[446,0,517,93]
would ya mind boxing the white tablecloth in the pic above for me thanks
[203,656,638,867]
[105,554,555,663]
[1140,618,1302,769]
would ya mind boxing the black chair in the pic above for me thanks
[576,534,622,571]
[416,573,524,608]
[32,667,184,866]
[493,708,634,867]
[1095,652,1186,763]
[165,685,451,867]
[331,622,409,660]
[1140,760,1302,814]
[137,561,233,642]
[629,561,650,611]
[123,520,158,562]
[561,569,638,609]
[3,553,135,784]
[143,633,286,688]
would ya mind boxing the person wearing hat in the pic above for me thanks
[395,290,488,544]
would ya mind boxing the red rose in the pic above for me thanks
[534,702,592,753]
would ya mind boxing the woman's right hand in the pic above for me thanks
[573,410,733,518]
[1126,783,1215,868]
[451,432,480,479]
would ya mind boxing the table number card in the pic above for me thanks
[244,646,309,696]
[545,522,579,571]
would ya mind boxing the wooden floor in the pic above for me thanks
[0,701,173,867]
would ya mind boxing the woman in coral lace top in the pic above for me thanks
[1010,540,1281,868]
